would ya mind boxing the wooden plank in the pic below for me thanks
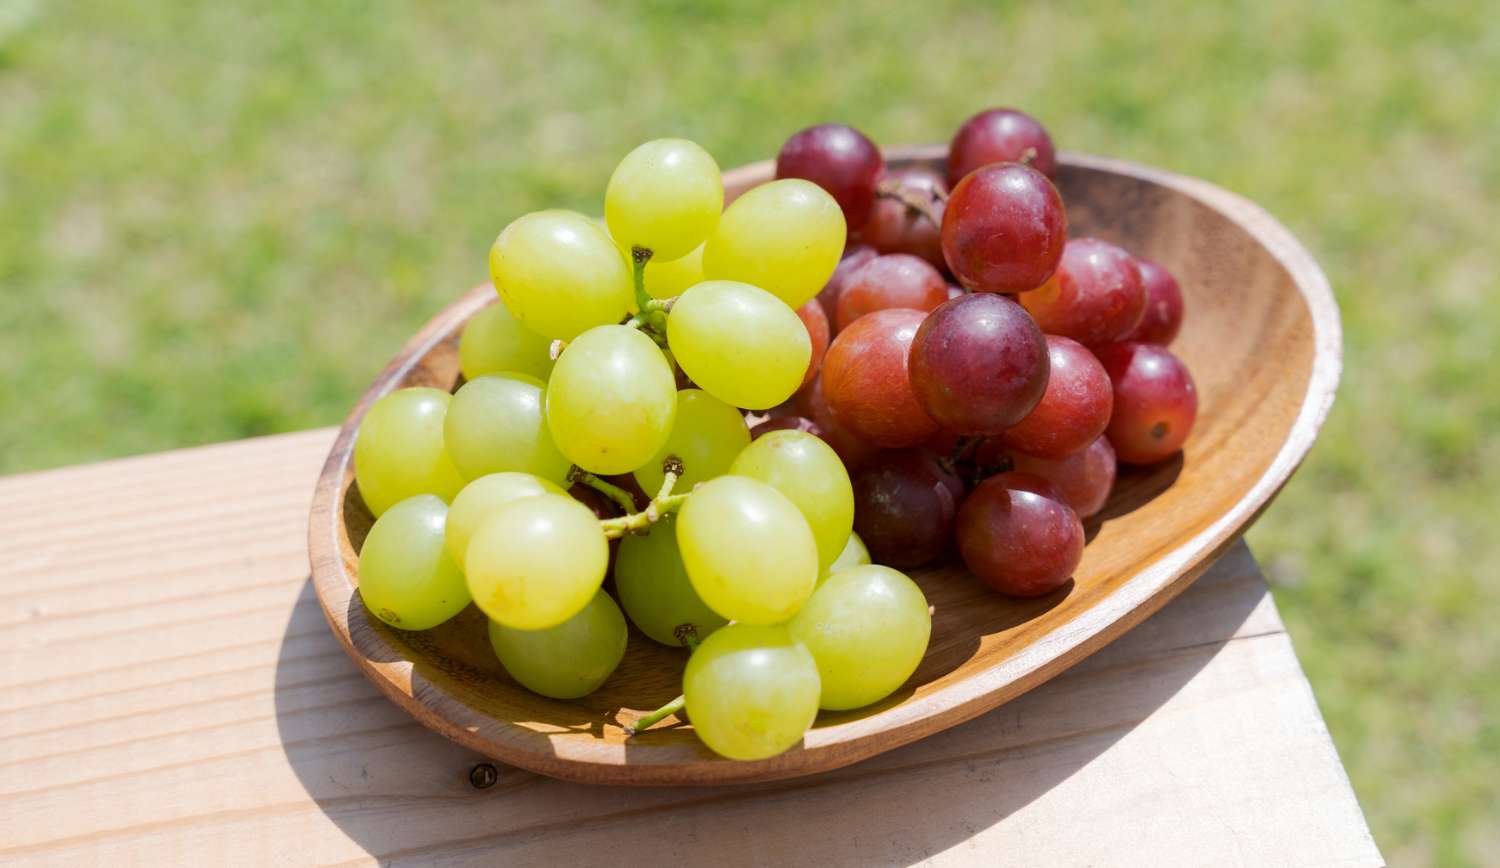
[0,432,1380,866]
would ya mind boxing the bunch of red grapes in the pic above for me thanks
[764,108,1196,598]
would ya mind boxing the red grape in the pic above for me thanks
[862,167,947,268]
[1120,257,1185,344]
[1019,237,1146,347]
[1011,435,1117,518]
[852,450,963,568]
[1094,342,1198,465]
[822,308,940,448]
[1001,335,1112,458]
[796,298,831,388]
[795,375,880,473]
[817,244,878,326]
[835,253,949,332]
[751,415,827,441]
[957,472,1083,597]
[947,107,1058,185]
[775,124,884,230]
[941,163,1066,294]
[908,293,1049,435]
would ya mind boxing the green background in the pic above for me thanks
[3,1,1495,861]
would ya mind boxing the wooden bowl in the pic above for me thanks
[308,147,1340,786]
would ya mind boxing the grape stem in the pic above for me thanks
[570,468,640,514]
[599,456,690,538]
[627,246,675,348]
[875,177,943,229]
[625,694,685,736]
[674,623,702,651]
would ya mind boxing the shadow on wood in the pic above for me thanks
[274,546,1264,862]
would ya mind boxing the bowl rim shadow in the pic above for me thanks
[306,146,1342,786]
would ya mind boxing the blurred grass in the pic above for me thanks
[3,0,1496,861]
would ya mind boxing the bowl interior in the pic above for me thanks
[315,148,1334,784]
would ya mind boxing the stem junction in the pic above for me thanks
[598,456,690,539]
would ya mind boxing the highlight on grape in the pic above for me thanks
[350,107,1197,763]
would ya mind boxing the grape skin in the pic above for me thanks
[774,123,884,230]
[614,517,728,647]
[354,387,466,517]
[667,280,811,411]
[445,374,572,484]
[358,495,470,631]
[835,253,949,333]
[852,449,963,569]
[488,590,627,699]
[1095,342,1198,464]
[729,430,855,571]
[1019,237,1146,347]
[861,168,947,269]
[1011,435,1117,519]
[822,308,940,448]
[940,162,1067,295]
[633,388,750,496]
[465,493,609,630]
[676,476,819,625]
[947,107,1058,184]
[794,374,881,473]
[605,139,723,262]
[640,244,706,300]
[956,472,1083,597]
[789,564,931,710]
[827,531,872,577]
[1000,334,1113,459]
[683,624,821,761]
[795,299,830,389]
[546,325,678,475]
[459,302,555,382]
[445,472,566,565]
[908,292,1050,435]
[1120,257,1185,344]
[816,244,878,327]
[702,179,847,309]
[489,210,633,340]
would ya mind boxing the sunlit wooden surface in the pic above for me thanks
[0,430,1380,866]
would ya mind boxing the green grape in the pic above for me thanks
[546,325,677,475]
[666,280,811,410]
[614,517,728,646]
[701,179,846,308]
[788,565,931,711]
[826,531,871,579]
[683,624,821,761]
[489,210,633,340]
[633,389,750,496]
[729,430,854,571]
[605,139,723,262]
[640,243,705,300]
[676,475,818,625]
[444,374,571,484]
[459,302,554,382]
[487,589,627,699]
[446,472,567,565]
[465,493,609,630]
[354,388,465,517]
[357,495,470,631]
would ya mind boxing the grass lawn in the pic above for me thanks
[3,1,1496,861]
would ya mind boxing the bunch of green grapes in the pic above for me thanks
[349,134,927,764]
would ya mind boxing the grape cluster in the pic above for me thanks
[350,106,1198,764]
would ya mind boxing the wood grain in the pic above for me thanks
[307,148,1343,785]
[0,432,1379,864]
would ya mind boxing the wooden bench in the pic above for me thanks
[0,430,1381,865]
